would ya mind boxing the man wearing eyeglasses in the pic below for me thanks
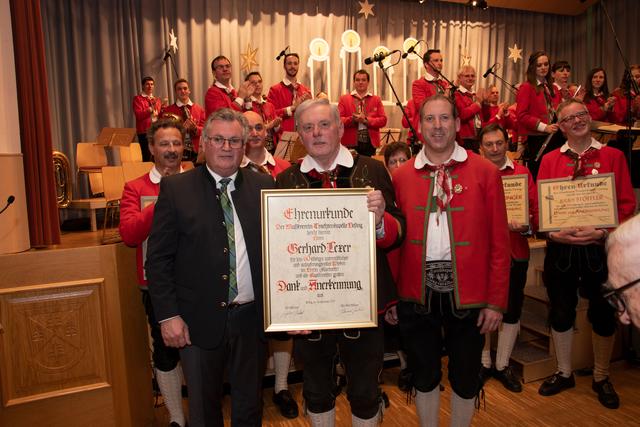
[146,108,275,426]
[204,55,255,118]
[537,99,636,409]
[606,214,640,328]
[275,98,404,426]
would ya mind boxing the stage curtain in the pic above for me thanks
[40,0,637,189]
[11,0,60,246]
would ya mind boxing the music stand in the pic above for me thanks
[97,127,137,146]
[275,132,307,163]
[608,129,640,188]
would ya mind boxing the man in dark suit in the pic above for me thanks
[146,108,275,427]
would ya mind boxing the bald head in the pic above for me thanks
[243,110,267,151]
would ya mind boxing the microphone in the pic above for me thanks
[482,63,498,78]
[163,48,171,61]
[275,46,290,61]
[402,41,421,59]
[364,50,400,65]
[0,195,15,215]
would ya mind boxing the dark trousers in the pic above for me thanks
[137,132,152,162]
[504,259,529,324]
[397,297,483,399]
[180,303,266,427]
[543,242,617,337]
[297,327,384,419]
[523,133,564,180]
[141,289,180,372]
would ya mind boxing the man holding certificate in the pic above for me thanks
[478,123,538,393]
[537,99,636,409]
[387,95,510,427]
[275,98,404,426]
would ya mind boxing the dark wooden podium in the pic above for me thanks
[0,241,154,426]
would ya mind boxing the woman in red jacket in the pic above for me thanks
[583,68,617,123]
[516,51,561,179]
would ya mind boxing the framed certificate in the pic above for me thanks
[261,188,377,332]
[501,174,529,226]
[537,173,618,232]
[140,195,157,280]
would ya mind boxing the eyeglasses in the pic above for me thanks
[203,135,244,148]
[559,110,590,125]
[388,157,408,166]
[602,278,640,314]
[214,63,231,70]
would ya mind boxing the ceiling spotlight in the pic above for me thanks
[468,0,489,10]
[418,0,426,4]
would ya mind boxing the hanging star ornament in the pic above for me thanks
[459,45,472,66]
[240,43,259,73]
[508,43,523,64]
[358,0,375,20]
[169,29,178,53]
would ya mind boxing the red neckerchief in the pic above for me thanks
[564,147,597,179]
[423,159,458,224]
[305,166,341,188]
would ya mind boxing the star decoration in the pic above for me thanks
[508,43,522,64]
[459,46,471,66]
[240,43,259,73]
[169,29,178,53]
[358,0,375,20]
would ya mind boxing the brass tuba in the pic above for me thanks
[53,151,72,208]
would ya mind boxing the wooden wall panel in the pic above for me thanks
[0,280,109,406]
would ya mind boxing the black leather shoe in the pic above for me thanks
[397,368,412,392]
[493,367,522,393]
[538,372,575,396]
[592,377,620,409]
[273,390,299,419]
[479,366,493,386]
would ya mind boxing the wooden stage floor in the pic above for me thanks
[153,361,640,426]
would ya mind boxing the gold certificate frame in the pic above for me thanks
[501,174,529,226]
[538,173,618,232]
[261,188,377,332]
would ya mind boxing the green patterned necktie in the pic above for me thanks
[219,178,237,302]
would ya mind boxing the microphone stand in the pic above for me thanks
[164,50,179,80]
[486,70,519,96]
[377,55,421,153]
[427,63,458,101]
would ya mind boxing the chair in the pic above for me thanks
[122,161,154,183]
[101,166,125,244]
[118,143,143,163]
[76,142,108,195]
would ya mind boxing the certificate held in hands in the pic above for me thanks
[501,174,529,226]
[261,188,377,332]
[537,173,618,232]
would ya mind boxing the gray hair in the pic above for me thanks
[294,98,340,131]
[203,108,249,144]
[607,213,640,287]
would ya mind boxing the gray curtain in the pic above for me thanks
[40,0,638,188]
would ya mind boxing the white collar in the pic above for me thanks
[499,156,515,171]
[141,93,154,99]
[241,149,276,168]
[214,80,235,92]
[206,165,239,184]
[458,86,474,95]
[149,165,184,184]
[415,143,468,169]
[300,144,354,173]
[560,137,603,154]
[537,78,546,86]
[283,77,297,87]
[350,90,372,98]
[424,72,440,82]
[250,95,264,103]
[176,99,193,107]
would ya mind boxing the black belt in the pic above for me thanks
[228,300,254,309]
